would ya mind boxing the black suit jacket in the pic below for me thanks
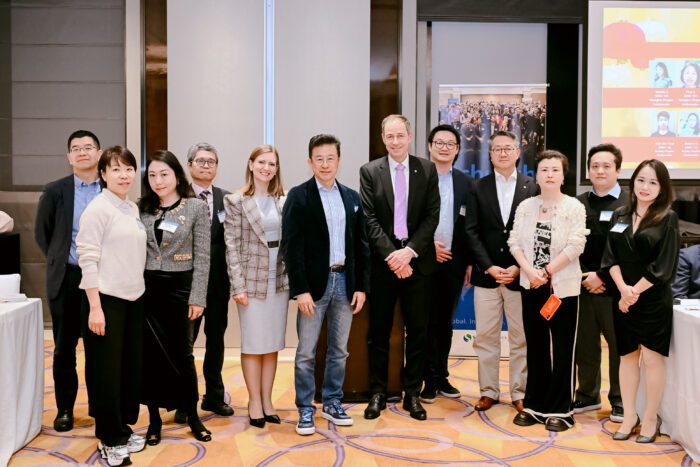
[359,155,440,276]
[35,175,76,300]
[672,244,700,299]
[440,169,474,278]
[465,171,538,290]
[206,185,231,302]
[282,177,370,301]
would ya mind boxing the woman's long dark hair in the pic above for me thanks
[138,150,195,214]
[625,159,673,231]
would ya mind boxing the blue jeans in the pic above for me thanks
[295,272,353,410]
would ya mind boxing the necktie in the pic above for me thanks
[200,190,212,220]
[394,163,408,239]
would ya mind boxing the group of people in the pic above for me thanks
[35,114,680,466]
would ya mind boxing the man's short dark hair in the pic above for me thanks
[67,130,100,150]
[658,111,670,120]
[427,124,460,147]
[587,143,622,170]
[308,134,341,158]
[489,130,518,146]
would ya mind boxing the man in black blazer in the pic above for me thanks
[360,115,440,421]
[673,244,700,299]
[35,130,103,431]
[464,130,538,414]
[419,125,474,403]
[186,142,234,417]
[282,134,370,436]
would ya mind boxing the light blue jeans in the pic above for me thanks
[294,272,353,410]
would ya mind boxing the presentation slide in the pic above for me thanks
[587,1,700,179]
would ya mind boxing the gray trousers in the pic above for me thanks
[574,292,622,407]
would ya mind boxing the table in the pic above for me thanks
[0,299,44,467]
[638,305,700,463]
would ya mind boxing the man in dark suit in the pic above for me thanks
[419,125,474,403]
[673,244,700,299]
[464,130,537,414]
[35,130,103,431]
[360,115,440,421]
[185,142,234,417]
[282,134,370,436]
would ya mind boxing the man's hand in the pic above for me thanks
[394,263,413,279]
[386,248,414,271]
[188,304,204,320]
[351,292,366,314]
[434,241,452,263]
[487,265,518,284]
[464,265,473,288]
[297,292,316,317]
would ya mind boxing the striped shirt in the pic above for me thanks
[316,179,346,267]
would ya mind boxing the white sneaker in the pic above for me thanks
[98,442,132,466]
[126,433,146,453]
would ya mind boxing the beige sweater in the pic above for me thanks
[77,189,147,301]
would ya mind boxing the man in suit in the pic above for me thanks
[35,130,103,431]
[185,142,234,417]
[464,130,537,413]
[282,134,370,436]
[360,114,440,421]
[419,124,474,403]
[673,244,700,299]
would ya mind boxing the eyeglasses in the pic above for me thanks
[192,159,218,168]
[431,140,458,150]
[491,146,517,155]
[70,145,97,153]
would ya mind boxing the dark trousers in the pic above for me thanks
[521,286,578,417]
[424,263,463,383]
[368,264,431,396]
[575,292,621,407]
[48,264,84,411]
[82,293,143,447]
[191,291,229,403]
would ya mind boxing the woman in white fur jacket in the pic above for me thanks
[507,150,588,433]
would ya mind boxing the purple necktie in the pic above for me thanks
[394,163,408,239]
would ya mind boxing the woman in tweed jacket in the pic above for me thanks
[507,150,588,433]
[224,144,289,428]
[138,150,212,444]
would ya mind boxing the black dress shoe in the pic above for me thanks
[146,423,162,446]
[53,409,74,432]
[173,409,187,424]
[402,396,427,421]
[364,393,387,420]
[545,417,573,432]
[201,399,234,416]
[264,413,281,424]
[513,411,538,426]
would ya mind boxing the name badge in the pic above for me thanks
[158,220,179,233]
[610,222,628,233]
[459,205,467,216]
[599,211,613,222]
[217,210,226,223]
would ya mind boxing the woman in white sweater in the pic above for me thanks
[77,146,147,467]
[507,150,588,433]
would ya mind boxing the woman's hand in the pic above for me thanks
[526,266,548,289]
[188,305,205,320]
[618,285,639,312]
[233,293,248,306]
[88,307,106,336]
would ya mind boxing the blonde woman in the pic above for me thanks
[224,144,289,429]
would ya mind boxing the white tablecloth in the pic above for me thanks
[639,305,700,463]
[0,299,44,467]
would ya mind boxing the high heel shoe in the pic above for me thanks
[146,423,162,446]
[612,415,640,441]
[248,404,266,428]
[264,412,281,424]
[636,415,662,443]
[188,418,212,442]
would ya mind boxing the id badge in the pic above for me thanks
[217,210,226,223]
[158,220,179,233]
[599,210,613,222]
[610,222,629,234]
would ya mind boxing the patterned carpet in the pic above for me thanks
[7,341,696,466]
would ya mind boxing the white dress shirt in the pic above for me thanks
[495,169,517,226]
[192,182,214,220]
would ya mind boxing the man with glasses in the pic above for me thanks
[282,134,369,435]
[420,125,474,404]
[183,142,234,417]
[464,130,537,413]
[35,130,103,431]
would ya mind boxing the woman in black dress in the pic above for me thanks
[601,159,679,443]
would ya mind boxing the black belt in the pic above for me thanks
[268,240,280,248]
[329,265,345,273]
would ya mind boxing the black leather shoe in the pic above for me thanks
[146,423,162,446]
[402,396,427,421]
[545,417,573,432]
[53,409,73,432]
[201,399,234,416]
[364,393,386,420]
[264,413,281,424]
[173,409,187,424]
[513,411,538,426]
